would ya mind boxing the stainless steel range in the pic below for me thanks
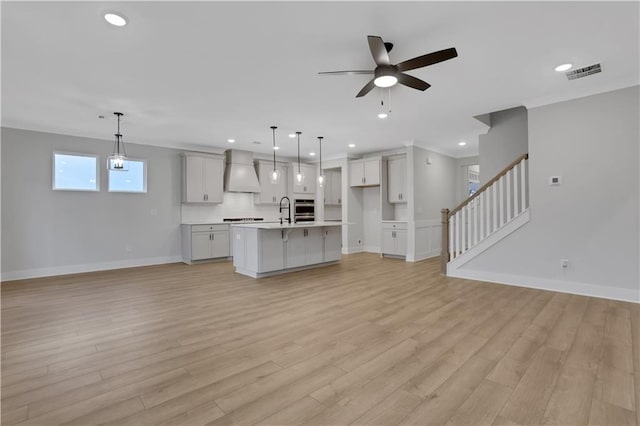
[222,217,264,222]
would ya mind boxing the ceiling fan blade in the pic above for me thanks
[356,79,376,98]
[396,47,458,72]
[318,70,374,76]
[367,35,390,66]
[397,73,431,91]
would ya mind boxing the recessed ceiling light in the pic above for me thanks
[288,133,296,138]
[554,63,572,72]
[458,141,466,146]
[309,152,316,156]
[104,13,127,27]
[227,138,235,143]
[378,113,388,119]
[273,146,280,150]
[348,143,356,148]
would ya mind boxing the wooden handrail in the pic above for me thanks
[449,153,528,217]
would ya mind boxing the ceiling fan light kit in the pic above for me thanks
[320,35,458,98]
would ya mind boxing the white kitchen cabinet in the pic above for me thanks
[285,227,323,267]
[259,229,285,272]
[182,224,230,264]
[323,170,342,205]
[387,156,407,203]
[292,163,317,195]
[182,154,224,203]
[381,222,407,257]
[323,226,342,262]
[255,161,288,204]
[350,158,380,187]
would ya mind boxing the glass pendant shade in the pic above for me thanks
[270,125,280,184]
[317,136,324,187]
[318,173,326,187]
[270,168,281,184]
[295,170,305,184]
[107,112,128,171]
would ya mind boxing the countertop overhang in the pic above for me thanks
[230,221,342,229]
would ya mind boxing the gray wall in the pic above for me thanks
[455,155,480,206]
[478,106,528,184]
[411,146,457,221]
[462,86,639,299]
[1,127,182,279]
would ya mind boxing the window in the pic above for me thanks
[53,152,99,191]
[108,159,147,193]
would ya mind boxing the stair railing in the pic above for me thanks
[441,153,529,275]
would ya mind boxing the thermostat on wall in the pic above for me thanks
[549,176,562,185]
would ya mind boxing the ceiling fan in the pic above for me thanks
[319,35,458,98]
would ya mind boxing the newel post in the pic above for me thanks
[441,208,450,276]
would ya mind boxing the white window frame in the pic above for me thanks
[52,151,100,192]
[108,157,148,193]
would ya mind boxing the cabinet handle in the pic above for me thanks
[338,198,341,204]
[212,233,214,240]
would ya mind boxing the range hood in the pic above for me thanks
[224,149,261,193]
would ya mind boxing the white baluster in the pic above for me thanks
[513,163,520,216]
[455,211,461,257]
[506,169,512,222]
[449,216,454,260]
[485,189,490,237]
[473,198,478,246]
[479,192,485,240]
[461,206,466,253]
[521,158,527,210]
[492,183,498,232]
[499,177,505,227]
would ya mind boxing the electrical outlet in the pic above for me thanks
[560,259,569,269]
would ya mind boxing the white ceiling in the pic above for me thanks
[2,1,638,160]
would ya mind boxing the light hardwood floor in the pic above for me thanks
[1,253,638,425]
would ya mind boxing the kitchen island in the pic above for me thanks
[231,222,342,278]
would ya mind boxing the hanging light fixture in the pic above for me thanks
[269,126,281,184]
[107,112,128,171]
[317,136,325,187]
[295,131,305,184]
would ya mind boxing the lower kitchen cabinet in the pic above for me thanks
[285,227,324,268]
[182,224,231,264]
[323,226,342,262]
[381,222,407,257]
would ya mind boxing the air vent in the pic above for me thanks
[566,63,601,80]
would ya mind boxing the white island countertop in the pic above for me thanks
[230,221,342,230]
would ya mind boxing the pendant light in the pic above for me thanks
[317,136,325,187]
[107,112,128,171]
[295,131,305,184]
[269,126,281,184]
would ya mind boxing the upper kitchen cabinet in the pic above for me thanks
[292,163,316,196]
[350,158,380,187]
[387,156,407,203]
[182,153,224,203]
[255,160,288,204]
[323,170,342,205]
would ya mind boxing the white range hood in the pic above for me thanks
[224,149,261,193]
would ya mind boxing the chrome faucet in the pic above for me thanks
[279,196,291,225]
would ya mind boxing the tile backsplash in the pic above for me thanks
[181,192,282,223]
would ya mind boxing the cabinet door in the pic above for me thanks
[191,232,212,260]
[205,157,223,203]
[388,158,406,203]
[395,230,407,256]
[303,165,316,194]
[260,230,285,272]
[350,161,364,187]
[185,156,205,202]
[285,228,306,268]
[364,159,380,186]
[305,227,324,265]
[275,165,288,201]
[382,230,395,255]
[322,171,332,205]
[331,170,342,204]
[324,226,342,262]
[211,231,230,258]
[257,164,277,204]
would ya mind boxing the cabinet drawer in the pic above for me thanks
[191,224,229,232]
[382,222,407,230]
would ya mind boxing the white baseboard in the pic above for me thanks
[1,256,183,282]
[343,247,364,254]
[363,245,381,254]
[447,267,640,304]
[409,249,440,263]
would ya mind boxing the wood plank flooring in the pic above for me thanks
[1,253,638,425]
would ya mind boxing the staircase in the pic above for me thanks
[441,153,529,275]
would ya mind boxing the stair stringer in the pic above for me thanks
[447,209,530,274]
